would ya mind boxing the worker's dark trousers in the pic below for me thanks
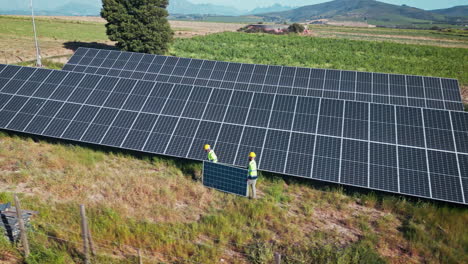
[247,179,257,199]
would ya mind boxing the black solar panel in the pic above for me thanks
[62,48,464,111]
[203,161,248,196]
[0,64,467,205]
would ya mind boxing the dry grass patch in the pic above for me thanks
[0,133,466,263]
[0,134,215,223]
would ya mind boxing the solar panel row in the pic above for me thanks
[203,162,248,196]
[0,64,466,205]
[63,48,464,111]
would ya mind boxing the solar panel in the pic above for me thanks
[203,161,248,196]
[0,64,467,205]
[62,47,464,111]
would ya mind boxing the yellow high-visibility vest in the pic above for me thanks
[248,160,258,179]
[208,150,218,163]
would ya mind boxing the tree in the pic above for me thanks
[288,23,305,33]
[101,0,173,54]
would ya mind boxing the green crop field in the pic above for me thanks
[170,32,468,86]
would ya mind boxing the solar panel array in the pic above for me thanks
[63,47,464,111]
[203,161,248,196]
[0,64,466,205]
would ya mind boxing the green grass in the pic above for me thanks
[0,133,467,263]
[0,16,108,42]
[18,58,66,70]
[171,32,468,85]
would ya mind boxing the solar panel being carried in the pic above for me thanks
[62,47,464,111]
[0,64,467,205]
[203,161,248,196]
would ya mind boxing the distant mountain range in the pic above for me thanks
[256,0,468,25]
[431,5,468,17]
[247,4,295,15]
[0,0,293,17]
[0,0,101,16]
[0,0,466,27]
[167,0,245,16]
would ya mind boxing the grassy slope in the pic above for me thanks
[0,133,467,264]
[0,16,110,64]
[170,32,468,86]
[0,16,108,41]
[0,17,467,263]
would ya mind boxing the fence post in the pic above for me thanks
[80,205,90,264]
[138,248,143,264]
[14,194,30,258]
[87,224,95,256]
[274,252,281,264]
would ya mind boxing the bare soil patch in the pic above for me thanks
[29,16,243,34]
[461,86,468,105]
[324,31,467,44]
[1,16,242,64]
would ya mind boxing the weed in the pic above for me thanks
[361,192,379,208]
[18,59,65,70]
[245,240,274,264]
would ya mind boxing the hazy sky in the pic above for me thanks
[2,0,467,11]
[189,0,468,10]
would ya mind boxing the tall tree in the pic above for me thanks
[101,0,173,54]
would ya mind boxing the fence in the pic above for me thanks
[7,194,303,264]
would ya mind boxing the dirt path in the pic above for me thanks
[316,31,468,48]
[321,30,467,43]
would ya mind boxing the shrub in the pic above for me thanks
[288,23,305,33]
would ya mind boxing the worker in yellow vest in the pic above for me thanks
[204,144,218,163]
[247,152,258,199]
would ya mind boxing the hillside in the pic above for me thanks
[167,0,245,16]
[247,4,295,15]
[431,5,468,17]
[1,131,467,263]
[257,0,461,26]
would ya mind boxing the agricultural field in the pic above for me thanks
[169,32,468,105]
[170,32,467,83]
[1,15,466,103]
[172,15,264,24]
[308,25,468,48]
[0,16,243,64]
